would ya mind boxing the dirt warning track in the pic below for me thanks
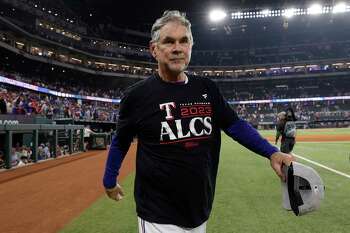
[0,143,136,233]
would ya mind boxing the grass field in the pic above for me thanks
[60,128,350,233]
[259,128,350,137]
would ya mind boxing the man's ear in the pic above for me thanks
[149,42,157,59]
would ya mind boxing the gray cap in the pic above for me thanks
[282,161,325,216]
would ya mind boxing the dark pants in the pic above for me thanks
[280,137,295,154]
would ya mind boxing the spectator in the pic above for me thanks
[0,92,7,114]
[43,143,51,159]
[0,151,5,169]
[56,145,63,157]
[21,146,32,163]
[38,144,45,160]
[10,148,19,167]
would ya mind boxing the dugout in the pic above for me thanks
[0,124,84,169]
[54,118,115,148]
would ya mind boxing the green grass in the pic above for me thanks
[60,174,137,233]
[207,136,350,233]
[260,127,350,137]
[293,142,350,174]
[60,128,350,233]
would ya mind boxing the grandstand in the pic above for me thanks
[0,0,349,170]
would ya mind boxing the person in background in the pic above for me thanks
[0,92,7,114]
[275,107,297,153]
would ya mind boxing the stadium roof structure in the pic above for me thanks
[9,0,350,50]
[62,0,349,28]
[59,1,350,44]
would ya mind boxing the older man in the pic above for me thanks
[103,10,293,233]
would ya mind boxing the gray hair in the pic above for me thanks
[150,10,193,44]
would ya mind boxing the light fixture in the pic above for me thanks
[307,4,323,15]
[283,8,296,18]
[209,9,227,22]
[333,2,347,13]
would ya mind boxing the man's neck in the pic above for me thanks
[158,69,187,83]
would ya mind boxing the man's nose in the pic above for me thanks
[172,41,183,52]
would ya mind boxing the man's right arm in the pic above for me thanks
[102,90,136,190]
[103,135,129,189]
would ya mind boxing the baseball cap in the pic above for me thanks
[282,161,325,216]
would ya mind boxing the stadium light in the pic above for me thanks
[209,9,227,22]
[307,3,323,15]
[333,2,347,13]
[283,8,296,18]
[230,3,350,20]
[261,9,270,17]
[231,12,243,19]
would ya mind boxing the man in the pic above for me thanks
[103,10,293,233]
[275,108,297,153]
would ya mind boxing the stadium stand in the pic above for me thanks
[0,0,349,170]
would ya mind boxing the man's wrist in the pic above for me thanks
[105,186,117,192]
[268,148,280,160]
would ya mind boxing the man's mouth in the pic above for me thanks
[170,58,184,61]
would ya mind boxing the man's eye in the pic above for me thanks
[163,40,174,44]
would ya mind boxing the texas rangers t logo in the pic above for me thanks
[159,102,176,120]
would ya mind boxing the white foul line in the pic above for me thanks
[292,153,350,179]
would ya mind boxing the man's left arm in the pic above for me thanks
[205,78,293,180]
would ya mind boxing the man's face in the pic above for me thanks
[150,21,192,75]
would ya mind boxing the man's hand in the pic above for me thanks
[270,152,295,182]
[105,183,124,201]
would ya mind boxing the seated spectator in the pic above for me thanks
[0,92,7,114]
[10,148,19,167]
[63,145,69,154]
[56,145,63,157]
[38,144,45,160]
[43,143,51,159]
[21,146,32,164]
[0,151,5,169]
